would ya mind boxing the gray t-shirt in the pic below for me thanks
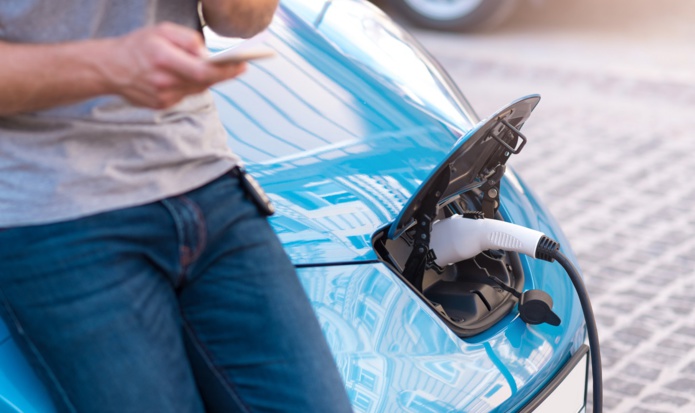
[0,0,240,227]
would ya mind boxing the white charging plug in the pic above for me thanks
[429,216,545,266]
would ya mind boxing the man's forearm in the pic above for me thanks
[0,40,111,116]
[0,23,247,116]
[201,0,279,38]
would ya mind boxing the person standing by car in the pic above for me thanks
[0,1,352,412]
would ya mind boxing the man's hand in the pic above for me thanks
[102,23,246,109]
[0,22,247,115]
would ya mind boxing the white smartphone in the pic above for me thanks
[206,45,276,64]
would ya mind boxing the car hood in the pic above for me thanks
[210,2,482,265]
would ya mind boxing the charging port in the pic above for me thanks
[373,199,524,337]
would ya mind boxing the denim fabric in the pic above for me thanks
[0,172,352,413]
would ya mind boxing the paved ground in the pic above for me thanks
[396,1,695,412]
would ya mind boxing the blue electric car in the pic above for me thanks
[0,1,597,412]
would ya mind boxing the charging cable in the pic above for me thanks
[429,216,603,413]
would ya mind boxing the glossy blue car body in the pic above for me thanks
[0,1,586,412]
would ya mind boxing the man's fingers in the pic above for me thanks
[155,22,206,57]
[150,23,249,85]
[151,43,211,83]
[212,61,247,81]
[151,42,247,86]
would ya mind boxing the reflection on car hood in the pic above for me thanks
[296,256,585,412]
[210,4,477,265]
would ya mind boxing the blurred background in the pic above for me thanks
[377,0,695,412]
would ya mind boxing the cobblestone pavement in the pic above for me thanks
[406,1,695,411]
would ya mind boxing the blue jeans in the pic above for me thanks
[0,172,352,413]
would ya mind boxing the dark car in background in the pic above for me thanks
[377,0,517,31]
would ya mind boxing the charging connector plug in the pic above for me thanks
[430,215,546,266]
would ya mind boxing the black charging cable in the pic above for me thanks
[536,236,603,413]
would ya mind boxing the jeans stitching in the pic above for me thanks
[178,196,208,265]
[181,314,253,413]
[0,288,78,413]
[160,199,188,288]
